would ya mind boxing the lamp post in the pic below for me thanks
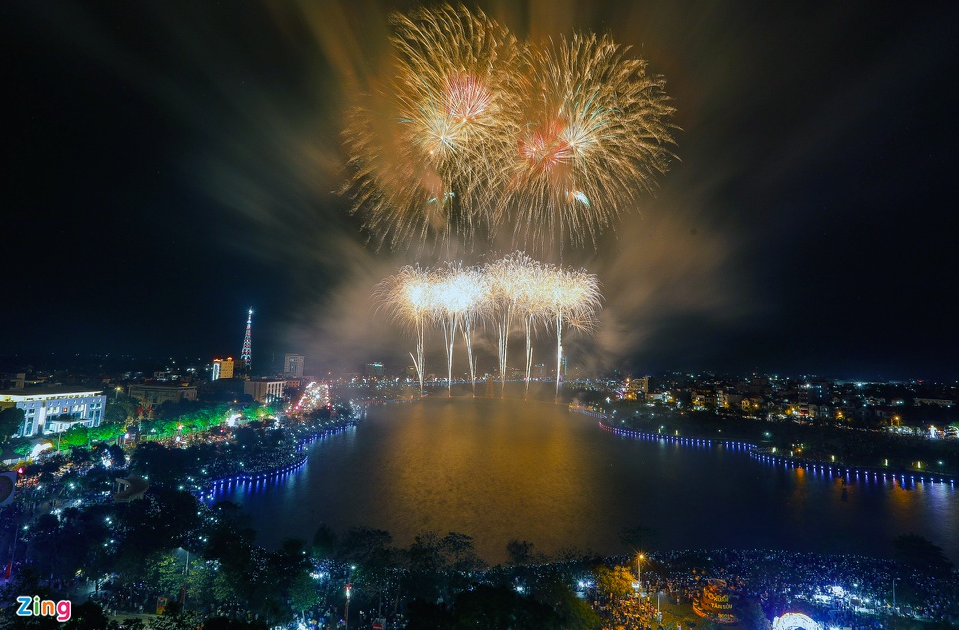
[637,553,645,595]
[892,577,899,612]
[345,564,355,630]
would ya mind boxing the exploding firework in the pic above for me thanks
[429,263,489,396]
[344,5,519,250]
[502,33,676,252]
[375,265,434,395]
[344,7,675,255]
[540,266,602,397]
[486,252,542,394]
[376,254,600,398]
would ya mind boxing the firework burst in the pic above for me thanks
[344,5,520,250]
[540,266,602,397]
[375,265,435,395]
[376,254,600,399]
[502,33,676,252]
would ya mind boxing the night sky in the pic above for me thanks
[4,1,958,380]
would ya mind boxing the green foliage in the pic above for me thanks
[104,395,137,425]
[0,406,25,440]
[12,439,34,458]
[288,572,322,615]
[312,523,337,559]
[60,424,89,448]
[88,422,125,444]
[594,564,635,602]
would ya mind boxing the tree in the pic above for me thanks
[63,599,110,629]
[448,584,562,630]
[506,539,535,565]
[0,407,25,440]
[736,598,772,630]
[595,565,635,603]
[60,424,90,448]
[892,533,954,577]
[312,523,337,559]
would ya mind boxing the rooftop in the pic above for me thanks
[0,386,104,398]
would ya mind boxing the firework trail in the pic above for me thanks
[376,255,600,400]
[503,33,676,253]
[430,262,488,396]
[485,252,540,396]
[375,265,434,395]
[542,266,602,398]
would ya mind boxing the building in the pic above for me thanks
[212,357,235,381]
[0,386,107,437]
[0,373,26,390]
[365,362,384,379]
[623,377,649,400]
[128,383,198,409]
[243,378,286,405]
[284,354,305,378]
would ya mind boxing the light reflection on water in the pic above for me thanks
[212,399,958,564]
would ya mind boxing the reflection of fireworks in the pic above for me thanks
[344,7,675,254]
[505,34,676,251]
[376,254,600,398]
[344,6,519,249]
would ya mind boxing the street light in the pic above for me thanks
[892,577,900,612]
[345,564,356,630]
[637,553,645,595]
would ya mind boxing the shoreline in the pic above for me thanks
[196,421,356,499]
[592,415,958,486]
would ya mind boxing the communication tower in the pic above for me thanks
[240,308,253,367]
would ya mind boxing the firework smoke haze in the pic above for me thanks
[20,0,816,379]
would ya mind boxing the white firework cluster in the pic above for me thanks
[377,253,601,397]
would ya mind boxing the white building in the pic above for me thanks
[284,354,305,378]
[0,386,107,438]
[244,379,286,405]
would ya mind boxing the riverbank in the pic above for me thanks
[589,414,958,486]
[197,420,357,498]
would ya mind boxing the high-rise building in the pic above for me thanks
[284,354,305,378]
[240,308,253,368]
[212,357,235,381]
[365,362,384,379]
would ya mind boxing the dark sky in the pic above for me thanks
[4,1,958,380]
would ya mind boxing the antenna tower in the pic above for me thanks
[240,308,253,367]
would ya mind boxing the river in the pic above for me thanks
[210,397,959,564]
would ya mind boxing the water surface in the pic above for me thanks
[212,398,959,564]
